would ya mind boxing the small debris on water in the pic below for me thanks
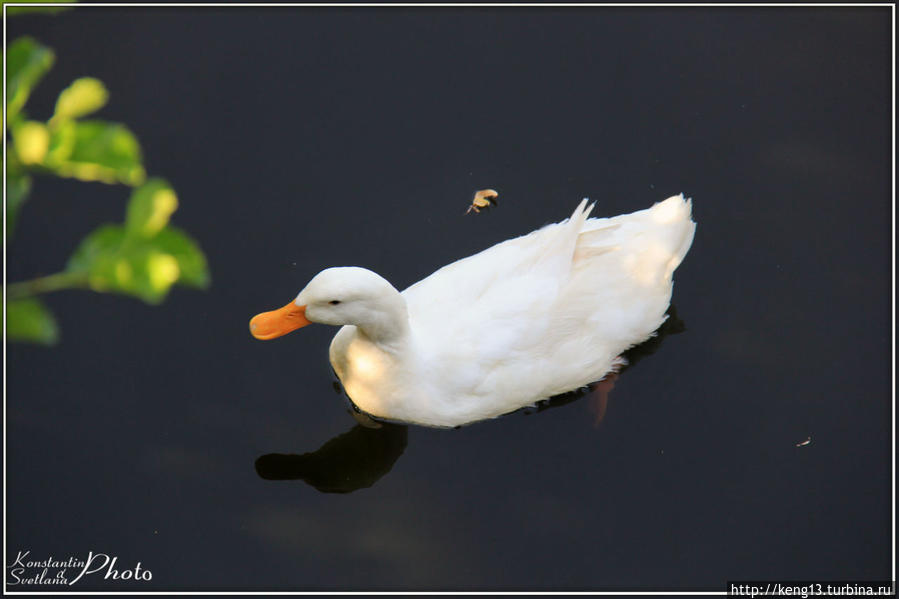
[795,436,811,447]
[466,189,499,214]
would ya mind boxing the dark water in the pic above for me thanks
[6,7,892,591]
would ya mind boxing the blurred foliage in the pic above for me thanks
[5,37,54,124]
[7,298,59,345]
[5,0,74,17]
[7,38,146,195]
[5,32,209,344]
[66,179,209,304]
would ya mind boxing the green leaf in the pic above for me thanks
[66,224,162,303]
[66,224,210,304]
[125,179,179,238]
[51,77,108,123]
[6,149,33,238]
[6,172,33,238]
[5,37,55,123]
[47,120,145,186]
[65,224,126,278]
[45,119,77,164]
[151,227,211,289]
[7,298,59,345]
[6,0,75,16]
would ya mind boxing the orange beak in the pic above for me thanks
[249,301,311,340]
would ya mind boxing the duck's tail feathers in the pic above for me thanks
[533,198,596,273]
[570,197,596,226]
[573,193,695,282]
[653,193,696,276]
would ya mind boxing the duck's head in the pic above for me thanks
[249,267,406,340]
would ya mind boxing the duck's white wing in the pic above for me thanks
[398,200,592,403]
[401,195,695,417]
[402,199,593,338]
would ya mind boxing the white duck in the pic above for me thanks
[250,194,696,428]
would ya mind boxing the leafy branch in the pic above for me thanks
[5,35,210,345]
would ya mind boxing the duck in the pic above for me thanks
[250,194,696,428]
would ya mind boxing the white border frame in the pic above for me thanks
[2,2,895,596]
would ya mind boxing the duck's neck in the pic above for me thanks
[355,292,411,354]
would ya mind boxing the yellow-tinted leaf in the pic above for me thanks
[146,252,181,293]
[66,225,155,302]
[152,227,211,288]
[7,299,59,345]
[125,179,179,238]
[66,222,209,303]
[12,121,50,165]
[5,37,55,122]
[49,120,145,185]
[52,77,108,123]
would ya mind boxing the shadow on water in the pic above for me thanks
[255,306,685,493]
[255,423,408,493]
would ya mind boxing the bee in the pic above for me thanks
[466,189,499,214]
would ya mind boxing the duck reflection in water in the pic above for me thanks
[254,306,684,493]
[255,423,407,494]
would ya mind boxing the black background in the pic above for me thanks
[6,6,892,591]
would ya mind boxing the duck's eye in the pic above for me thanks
[329,300,341,306]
